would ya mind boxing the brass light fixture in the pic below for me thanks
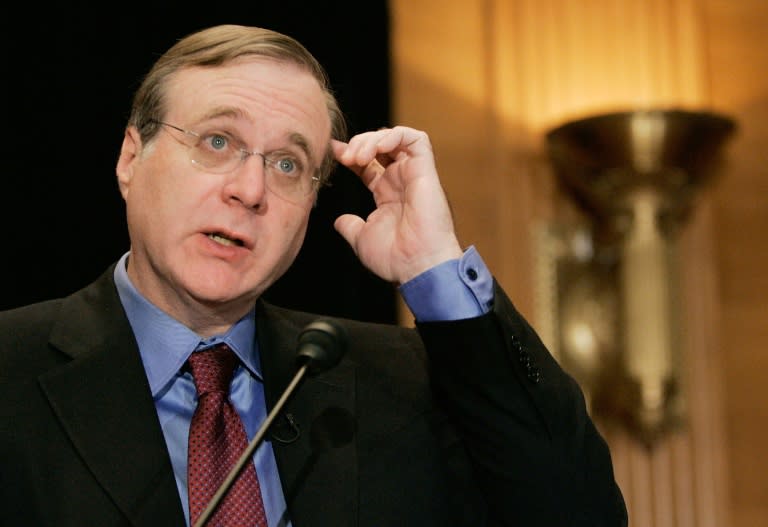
[541,109,736,447]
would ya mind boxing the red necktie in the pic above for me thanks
[187,344,267,526]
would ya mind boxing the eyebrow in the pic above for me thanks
[288,132,315,167]
[193,106,317,167]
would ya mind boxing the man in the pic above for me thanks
[0,25,627,526]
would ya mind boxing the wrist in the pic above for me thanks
[398,243,463,284]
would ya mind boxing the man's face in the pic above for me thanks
[116,57,331,332]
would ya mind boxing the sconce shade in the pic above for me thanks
[546,109,736,235]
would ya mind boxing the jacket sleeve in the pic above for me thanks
[416,281,628,527]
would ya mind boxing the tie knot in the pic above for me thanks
[188,343,239,395]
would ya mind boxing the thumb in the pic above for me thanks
[333,214,365,253]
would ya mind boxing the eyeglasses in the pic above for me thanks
[153,121,320,202]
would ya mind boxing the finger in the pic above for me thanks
[334,145,388,189]
[341,129,391,166]
[331,138,348,161]
[333,214,365,252]
[348,127,431,168]
[332,137,378,177]
[375,126,431,156]
[331,138,366,177]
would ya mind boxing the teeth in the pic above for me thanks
[208,233,239,247]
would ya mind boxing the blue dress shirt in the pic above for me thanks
[114,246,492,526]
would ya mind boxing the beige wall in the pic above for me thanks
[390,0,767,525]
[703,1,768,525]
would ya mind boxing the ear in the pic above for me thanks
[115,126,142,199]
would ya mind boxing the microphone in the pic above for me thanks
[295,319,347,374]
[193,318,347,527]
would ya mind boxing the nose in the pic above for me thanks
[222,154,267,209]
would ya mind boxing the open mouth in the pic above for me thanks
[207,232,245,247]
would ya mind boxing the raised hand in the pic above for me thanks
[332,126,463,284]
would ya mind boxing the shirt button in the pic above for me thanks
[466,268,478,281]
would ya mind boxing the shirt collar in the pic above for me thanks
[113,251,261,396]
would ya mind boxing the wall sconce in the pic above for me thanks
[540,109,736,447]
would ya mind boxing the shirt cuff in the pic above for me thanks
[398,245,494,322]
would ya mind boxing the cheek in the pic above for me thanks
[272,205,312,260]
[134,143,198,202]
[287,214,310,251]
[126,160,195,240]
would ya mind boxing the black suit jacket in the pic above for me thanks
[0,264,627,526]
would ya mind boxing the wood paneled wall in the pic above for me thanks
[390,0,768,525]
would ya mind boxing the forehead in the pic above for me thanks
[165,57,331,151]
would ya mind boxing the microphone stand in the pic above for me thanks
[193,360,310,527]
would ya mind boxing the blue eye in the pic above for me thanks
[207,134,228,151]
[276,158,296,174]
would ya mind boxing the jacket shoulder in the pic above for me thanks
[0,264,120,379]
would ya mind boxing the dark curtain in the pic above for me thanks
[1,1,396,323]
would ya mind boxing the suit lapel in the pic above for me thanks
[37,268,358,526]
[39,268,185,526]
[257,306,358,527]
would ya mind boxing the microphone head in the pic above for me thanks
[296,319,348,374]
